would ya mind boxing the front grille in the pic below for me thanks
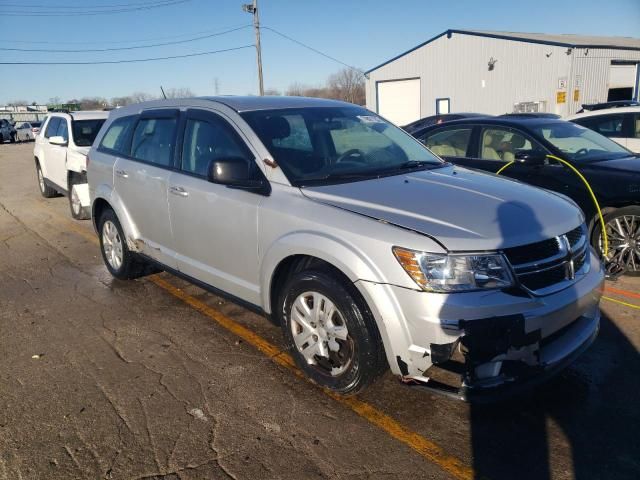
[504,237,560,265]
[504,225,589,295]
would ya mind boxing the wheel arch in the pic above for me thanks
[91,187,141,247]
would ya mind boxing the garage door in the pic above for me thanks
[609,64,637,88]
[376,78,420,126]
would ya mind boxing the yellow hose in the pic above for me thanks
[495,154,608,256]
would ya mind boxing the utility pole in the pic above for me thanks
[242,0,264,96]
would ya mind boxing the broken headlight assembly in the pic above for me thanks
[393,247,514,292]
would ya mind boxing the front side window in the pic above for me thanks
[631,114,640,139]
[534,122,630,161]
[99,116,137,154]
[72,119,106,147]
[241,106,443,186]
[130,117,177,166]
[479,127,542,162]
[181,117,251,177]
[575,114,625,138]
[44,117,61,138]
[56,119,69,142]
[421,127,472,157]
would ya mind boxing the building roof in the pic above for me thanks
[365,29,640,74]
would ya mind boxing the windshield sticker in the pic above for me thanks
[357,115,385,124]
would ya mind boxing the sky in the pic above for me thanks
[0,0,639,105]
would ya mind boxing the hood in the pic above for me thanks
[302,166,583,251]
[586,155,640,174]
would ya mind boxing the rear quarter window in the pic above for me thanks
[99,116,137,155]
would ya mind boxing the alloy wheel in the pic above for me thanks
[37,167,45,193]
[290,291,354,376]
[604,215,640,272]
[71,186,81,216]
[102,220,124,271]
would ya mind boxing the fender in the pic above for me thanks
[92,183,141,249]
[259,231,414,374]
[66,148,87,175]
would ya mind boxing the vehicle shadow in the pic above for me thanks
[469,201,640,480]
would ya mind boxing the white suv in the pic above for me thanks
[88,97,604,400]
[568,103,640,153]
[34,111,108,219]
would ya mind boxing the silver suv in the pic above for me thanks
[88,97,604,400]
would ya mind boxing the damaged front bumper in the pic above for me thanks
[355,248,604,402]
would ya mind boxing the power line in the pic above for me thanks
[262,26,362,73]
[0,0,184,7]
[1,0,190,16]
[0,25,251,52]
[0,24,249,44]
[0,44,254,65]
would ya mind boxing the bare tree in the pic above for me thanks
[164,87,195,99]
[7,100,30,107]
[286,82,306,96]
[110,96,133,107]
[79,97,108,110]
[264,88,282,96]
[328,68,365,104]
[130,91,158,104]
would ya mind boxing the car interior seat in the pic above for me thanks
[482,133,501,160]
[503,134,526,161]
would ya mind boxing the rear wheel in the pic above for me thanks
[279,270,386,394]
[36,162,57,198]
[594,206,640,275]
[68,178,91,220]
[98,208,155,280]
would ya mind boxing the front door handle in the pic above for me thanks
[169,186,189,197]
[115,169,128,179]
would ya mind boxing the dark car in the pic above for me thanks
[403,113,489,134]
[413,117,640,273]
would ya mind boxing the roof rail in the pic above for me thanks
[500,113,561,119]
[578,100,640,112]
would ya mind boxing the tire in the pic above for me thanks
[279,269,387,394]
[98,208,155,280]
[593,206,640,275]
[68,179,91,220]
[9,132,15,143]
[36,162,57,198]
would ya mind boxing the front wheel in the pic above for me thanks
[68,181,91,220]
[279,270,386,394]
[594,206,640,275]
[36,162,57,198]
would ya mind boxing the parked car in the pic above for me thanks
[15,121,41,142]
[413,117,640,272]
[88,97,603,400]
[0,119,16,143]
[34,111,108,219]
[568,104,640,153]
[403,113,488,134]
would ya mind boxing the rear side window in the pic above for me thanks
[99,116,137,154]
[45,117,61,138]
[422,127,472,157]
[130,117,177,167]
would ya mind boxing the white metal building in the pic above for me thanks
[365,30,640,126]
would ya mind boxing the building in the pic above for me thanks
[365,30,640,126]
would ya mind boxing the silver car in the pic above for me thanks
[88,97,604,400]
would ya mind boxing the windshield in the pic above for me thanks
[72,119,106,147]
[533,122,631,161]
[241,106,444,186]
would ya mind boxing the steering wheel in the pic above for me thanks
[335,149,365,164]
[574,148,589,157]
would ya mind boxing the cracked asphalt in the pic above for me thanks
[1,142,639,480]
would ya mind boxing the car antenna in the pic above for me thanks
[160,86,167,99]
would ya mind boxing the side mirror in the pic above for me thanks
[208,158,270,195]
[515,151,546,166]
[49,135,68,146]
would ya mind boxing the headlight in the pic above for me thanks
[393,247,514,292]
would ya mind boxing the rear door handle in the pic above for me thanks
[115,169,128,178]
[169,186,189,197]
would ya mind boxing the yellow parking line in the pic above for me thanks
[603,296,640,310]
[54,215,474,480]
